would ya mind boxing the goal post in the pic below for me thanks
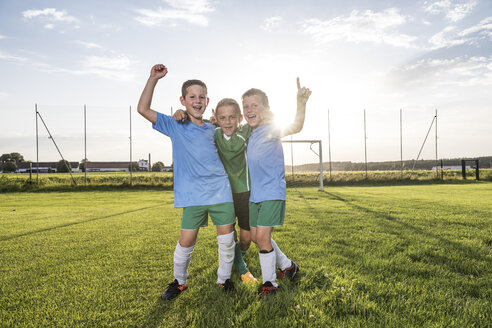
[281,139,324,191]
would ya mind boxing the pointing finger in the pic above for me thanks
[296,77,301,90]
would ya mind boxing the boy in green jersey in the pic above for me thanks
[174,98,257,285]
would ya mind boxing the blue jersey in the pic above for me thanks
[246,123,286,202]
[153,112,233,208]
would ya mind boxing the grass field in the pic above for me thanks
[1,184,491,327]
[1,168,491,192]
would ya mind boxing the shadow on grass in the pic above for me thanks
[0,204,166,242]
[314,190,488,276]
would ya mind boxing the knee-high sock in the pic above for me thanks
[271,239,292,271]
[173,241,194,285]
[259,250,278,287]
[233,241,249,275]
[217,231,235,283]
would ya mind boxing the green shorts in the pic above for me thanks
[249,200,286,228]
[181,202,235,230]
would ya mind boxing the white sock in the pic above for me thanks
[216,231,235,284]
[259,250,278,287]
[271,239,292,271]
[173,241,194,285]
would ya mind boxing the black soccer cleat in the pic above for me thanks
[278,261,299,281]
[259,281,278,298]
[161,279,186,300]
[218,279,235,292]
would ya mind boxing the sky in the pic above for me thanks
[0,0,491,166]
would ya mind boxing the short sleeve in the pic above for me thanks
[152,112,176,138]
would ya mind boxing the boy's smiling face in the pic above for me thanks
[242,95,268,129]
[180,85,209,123]
[216,105,242,137]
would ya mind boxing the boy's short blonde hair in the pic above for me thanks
[242,88,269,108]
[216,98,241,116]
[182,79,207,98]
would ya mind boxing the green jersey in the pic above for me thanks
[214,124,252,194]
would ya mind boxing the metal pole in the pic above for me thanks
[411,115,436,171]
[319,140,324,191]
[364,109,368,179]
[36,111,76,185]
[84,105,87,184]
[435,109,438,179]
[35,104,39,184]
[400,108,403,177]
[290,135,294,180]
[327,109,332,181]
[129,105,133,186]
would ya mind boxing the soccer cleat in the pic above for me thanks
[259,281,278,298]
[277,261,299,281]
[218,279,235,292]
[240,271,258,285]
[161,279,186,300]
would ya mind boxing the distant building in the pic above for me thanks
[138,159,149,171]
[86,162,133,172]
[16,162,79,173]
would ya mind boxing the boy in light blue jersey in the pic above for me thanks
[174,98,258,285]
[242,78,312,297]
[137,64,237,300]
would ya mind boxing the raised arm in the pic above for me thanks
[280,77,312,138]
[137,64,168,124]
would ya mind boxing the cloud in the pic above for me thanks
[388,55,492,88]
[0,35,5,39]
[71,54,137,81]
[0,50,29,63]
[74,40,103,49]
[429,17,492,49]
[261,16,282,31]
[22,8,79,30]
[423,0,477,22]
[0,49,135,81]
[301,8,417,48]
[22,8,78,23]
[135,0,214,27]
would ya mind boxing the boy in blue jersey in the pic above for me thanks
[242,78,311,297]
[137,64,237,300]
[174,99,258,285]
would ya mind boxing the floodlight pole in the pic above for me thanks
[35,103,39,184]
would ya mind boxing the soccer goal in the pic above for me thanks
[281,139,323,191]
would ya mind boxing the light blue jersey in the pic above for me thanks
[246,123,286,202]
[153,112,233,208]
